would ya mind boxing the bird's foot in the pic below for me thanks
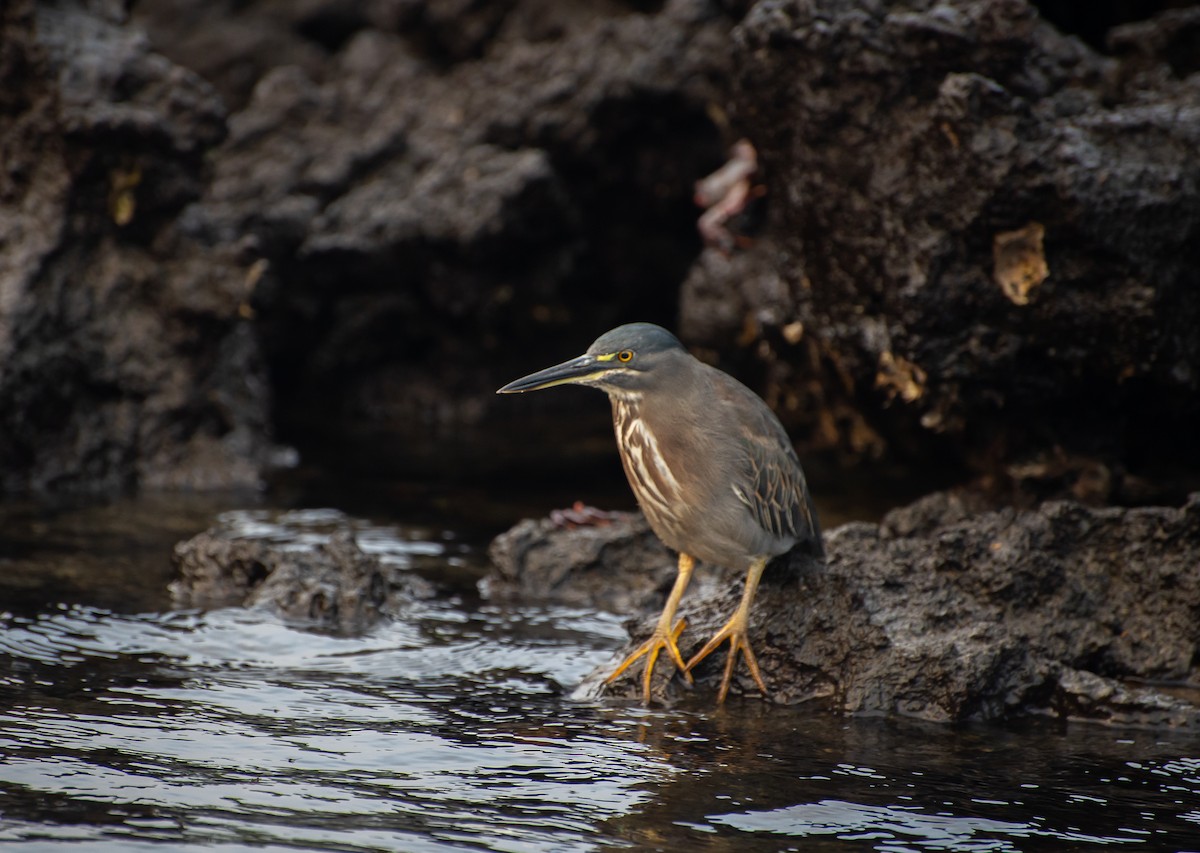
[604,618,692,703]
[684,612,767,704]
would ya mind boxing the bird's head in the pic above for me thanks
[497,323,686,400]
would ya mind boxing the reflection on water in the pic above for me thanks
[2,500,1200,851]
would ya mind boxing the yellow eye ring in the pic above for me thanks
[617,350,633,363]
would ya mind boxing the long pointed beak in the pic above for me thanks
[497,354,609,393]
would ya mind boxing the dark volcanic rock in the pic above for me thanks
[4,0,739,493]
[10,0,1200,500]
[152,0,738,449]
[490,493,1200,726]
[0,0,273,492]
[681,0,1200,500]
[172,522,434,633]
[487,511,688,614]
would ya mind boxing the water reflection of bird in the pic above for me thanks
[498,323,823,704]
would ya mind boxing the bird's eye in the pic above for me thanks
[618,350,633,363]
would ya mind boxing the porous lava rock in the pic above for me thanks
[0,0,273,492]
[681,0,1200,502]
[489,492,1200,726]
[172,523,434,633]
[487,511,687,615]
[8,0,1200,505]
[139,0,738,451]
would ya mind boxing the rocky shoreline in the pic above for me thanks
[6,0,1199,725]
[171,490,1200,727]
[489,491,1200,726]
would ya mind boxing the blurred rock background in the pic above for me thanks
[2,0,1197,502]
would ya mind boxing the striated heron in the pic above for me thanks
[498,323,823,703]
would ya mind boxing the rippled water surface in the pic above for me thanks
[2,495,1200,851]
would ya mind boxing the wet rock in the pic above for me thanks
[492,492,1200,725]
[681,0,1200,500]
[486,511,683,614]
[0,0,274,493]
[171,523,434,633]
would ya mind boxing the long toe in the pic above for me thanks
[715,633,767,704]
[684,624,730,674]
[605,619,690,703]
[686,621,768,704]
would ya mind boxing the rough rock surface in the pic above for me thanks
[488,493,1200,726]
[172,523,434,632]
[6,0,1200,495]
[140,0,736,447]
[3,0,739,492]
[0,0,273,492]
[681,0,1200,501]
[486,511,738,614]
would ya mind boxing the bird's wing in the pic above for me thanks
[718,379,821,548]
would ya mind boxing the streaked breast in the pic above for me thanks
[612,399,686,539]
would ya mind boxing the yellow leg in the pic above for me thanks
[605,553,696,703]
[685,556,769,703]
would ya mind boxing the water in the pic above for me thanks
[2,495,1200,852]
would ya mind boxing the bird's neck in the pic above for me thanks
[604,387,643,404]
[611,395,637,420]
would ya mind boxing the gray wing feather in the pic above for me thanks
[721,382,822,552]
